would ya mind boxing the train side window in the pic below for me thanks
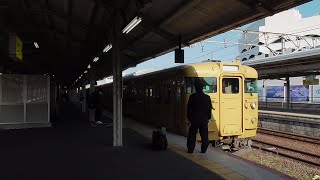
[222,78,239,94]
[245,79,258,93]
[149,88,153,97]
[132,87,137,102]
[184,77,217,93]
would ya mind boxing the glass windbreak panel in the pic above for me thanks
[2,75,23,104]
[245,79,258,93]
[185,77,217,94]
[222,78,239,94]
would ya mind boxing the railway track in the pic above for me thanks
[257,128,320,145]
[252,139,320,167]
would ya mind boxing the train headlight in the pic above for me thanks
[251,118,257,123]
[251,102,256,109]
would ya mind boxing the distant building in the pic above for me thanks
[238,9,320,62]
[238,9,320,103]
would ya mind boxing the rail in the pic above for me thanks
[252,139,320,167]
[258,128,320,145]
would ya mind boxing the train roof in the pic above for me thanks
[123,60,257,81]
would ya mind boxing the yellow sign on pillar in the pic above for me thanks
[9,33,23,61]
[16,35,23,61]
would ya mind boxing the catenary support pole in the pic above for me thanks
[112,7,123,147]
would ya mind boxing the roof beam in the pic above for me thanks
[67,0,73,48]
[83,1,98,66]
[140,22,176,43]
[122,0,202,53]
[86,2,99,49]
[237,0,274,15]
[45,0,58,60]
[95,0,113,16]
[141,22,189,46]
[15,25,85,43]
[157,0,203,28]
[45,0,56,39]
[94,2,170,58]
[23,9,101,31]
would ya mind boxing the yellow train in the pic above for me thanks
[101,60,258,147]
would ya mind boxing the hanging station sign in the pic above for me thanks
[303,75,319,85]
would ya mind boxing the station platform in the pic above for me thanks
[259,104,320,116]
[258,108,320,138]
[0,102,289,180]
[259,109,320,121]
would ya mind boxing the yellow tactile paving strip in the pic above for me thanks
[130,125,248,180]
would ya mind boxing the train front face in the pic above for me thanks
[218,63,258,141]
[184,62,258,142]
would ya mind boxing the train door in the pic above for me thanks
[144,82,151,123]
[168,80,175,130]
[220,77,243,136]
[174,79,182,131]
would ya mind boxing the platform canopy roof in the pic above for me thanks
[0,0,311,85]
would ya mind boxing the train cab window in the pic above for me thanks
[184,77,217,94]
[222,78,239,94]
[245,79,258,93]
[149,88,153,97]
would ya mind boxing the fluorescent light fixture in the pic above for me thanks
[122,16,142,34]
[93,57,99,62]
[84,70,88,74]
[34,42,39,48]
[87,65,91,69]
[103,44,112,53]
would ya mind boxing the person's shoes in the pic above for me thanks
[200,150,206,153]
[187,150,193,153]
[96,121,103,125]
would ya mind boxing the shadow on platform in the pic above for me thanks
[0,102,222,180]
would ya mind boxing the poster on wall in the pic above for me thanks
[266,86,284,102]
[290,85,309,102]
[312,85,320,102]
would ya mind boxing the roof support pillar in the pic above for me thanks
[82,80,86,113]
[112,8,123,147]
[285,76,290,110]
[89,65,96,122]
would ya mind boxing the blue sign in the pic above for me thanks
[266,86,284,102]
[313,85,320,102]
[290,85,309,102]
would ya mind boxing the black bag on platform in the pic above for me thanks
[152,128,168,151]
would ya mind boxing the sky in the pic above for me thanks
[122,0,320,76]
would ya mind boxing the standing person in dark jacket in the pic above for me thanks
[91,88,104,126]
[187,80,212,153]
